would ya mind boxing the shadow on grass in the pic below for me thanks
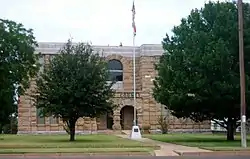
[0,134,134,144]
[0,134,160,150]
[37,136,130,143]
[37,138,112,143]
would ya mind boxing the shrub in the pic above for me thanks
[157,116,169,134]
[2,117,18,134]
[142,124,151,134]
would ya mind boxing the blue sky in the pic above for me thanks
[1,0,230,46]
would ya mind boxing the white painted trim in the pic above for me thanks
[35,42,164,57]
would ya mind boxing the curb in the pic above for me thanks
[173,151,250,156]
[0,152,153,157]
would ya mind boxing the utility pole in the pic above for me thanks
[238,0,247,148]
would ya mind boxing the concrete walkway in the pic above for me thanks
[116,134,212,156]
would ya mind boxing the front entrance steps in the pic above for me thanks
[121,130,131,135]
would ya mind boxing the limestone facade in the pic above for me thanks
[18,42,211,134]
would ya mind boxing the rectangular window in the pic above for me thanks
[49,116,59,124]
[36,108,45,124]
[38,55,44,73]
[49,55,56,62]
[214,123,218,130]
[108,71,123,81]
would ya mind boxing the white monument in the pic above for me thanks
[130,125,142,139]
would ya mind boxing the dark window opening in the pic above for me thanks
[108,59,123,82]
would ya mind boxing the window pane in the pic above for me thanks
[50,55,56,62]
[50,116,59,124]
[109,71,123,81]
[38,56,44,73]
[108,60,123,70]
[36,108,45,124]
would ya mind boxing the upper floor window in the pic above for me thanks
[38,55,44,74]
[49,55,56,62]
[108,59,123,81]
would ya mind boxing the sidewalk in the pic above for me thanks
[116,134,212,156]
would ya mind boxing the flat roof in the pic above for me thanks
[36,42,164,57]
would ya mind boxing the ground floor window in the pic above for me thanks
[36,108,45,124]
[49,116,59,124]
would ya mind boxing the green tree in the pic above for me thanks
[3,115,18,134]
[34,40,115,141]
[153,1,250,141]
[0,19,38,132]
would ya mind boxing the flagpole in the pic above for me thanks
[132,0,137,127]
[130,0,141,139]
[133,32,136,126]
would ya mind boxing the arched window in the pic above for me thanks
[108,59,123,81]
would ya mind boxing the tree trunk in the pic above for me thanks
[69,128,75,141]
[68,118,77,141]
[226,118,236,141]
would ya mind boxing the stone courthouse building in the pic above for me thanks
[17,42,210,134]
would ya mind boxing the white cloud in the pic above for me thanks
[0,0,232,45]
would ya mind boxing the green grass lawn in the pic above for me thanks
[0,134,159,154]
[144,133,250,151]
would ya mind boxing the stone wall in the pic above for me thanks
[17,43,211,134]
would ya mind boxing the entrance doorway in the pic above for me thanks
[120,106,137,130]
[106,112,113,129]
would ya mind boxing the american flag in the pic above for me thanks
[132,1,136,36]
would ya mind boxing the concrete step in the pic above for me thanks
[122,130,131,135]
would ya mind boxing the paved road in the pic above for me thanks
[0,156,250,159]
